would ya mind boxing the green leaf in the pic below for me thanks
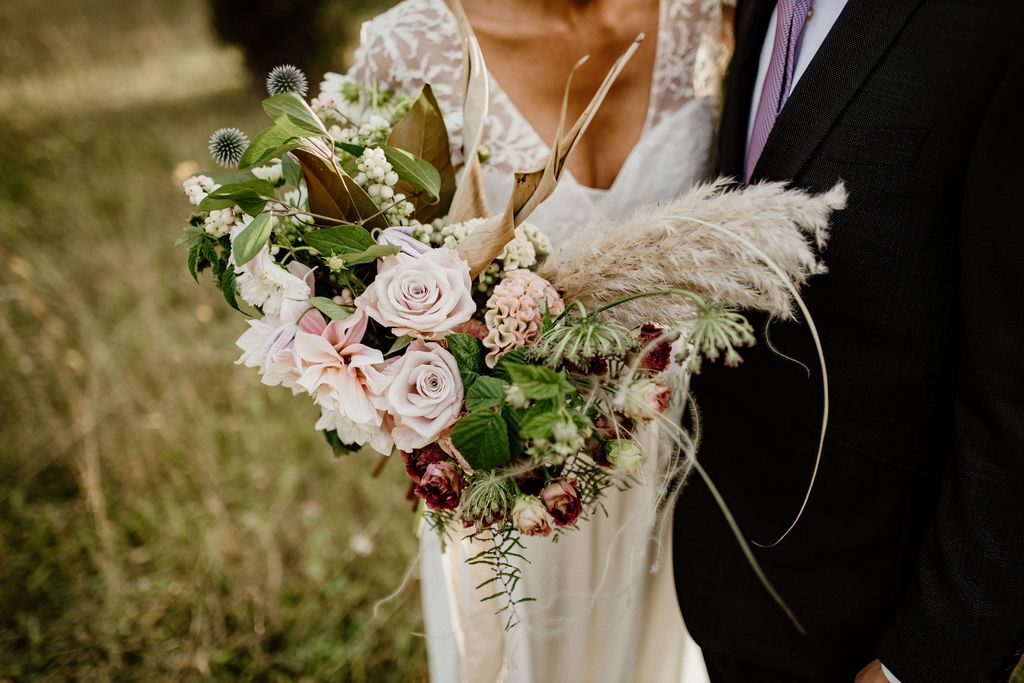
[303,225,376,256]
[465,376,508,412]
[231,213,273,266]
[219,264,240,311]
[263,92,328,136]
[491,348,531,383]
[207,169,256,185]
[309,297,352,321]
[450,410,511,470]
[335,243,400,267]
[382,145,442,200]
[200,179,275,216]
[335,141,365,157]
[323,429,362,457]
[282,154,303,187]
[335,141,441,200]
[387,335,412,355]
[504,363,574,401]
[240,123,306,170]
[517,403,565,439]
[187,244,201,282]
[446,333,483,386]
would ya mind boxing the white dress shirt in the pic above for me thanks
[745,3,900,682]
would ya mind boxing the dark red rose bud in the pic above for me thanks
[540,479,583,527]
[401,444,448,484]
[638,323,672,373]
[415,461,464,511]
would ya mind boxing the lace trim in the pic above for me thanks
[349,0,724,175]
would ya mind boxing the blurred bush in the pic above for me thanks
[208,0,397,81]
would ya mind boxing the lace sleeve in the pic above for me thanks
[344,0,468,164]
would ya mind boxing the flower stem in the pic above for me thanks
[592,288,708,316]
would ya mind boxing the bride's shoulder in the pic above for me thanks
[350,0,462,91]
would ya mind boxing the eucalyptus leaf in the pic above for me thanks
[450,410,511,471]
[231,213,273,266]
[308,297,353,321]
[303,225,376,256]
[465,376,508,412]
[504,363,574,401]
[263,92,328,136]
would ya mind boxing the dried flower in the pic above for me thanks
[416,461,464,511]
[512,496,552,537]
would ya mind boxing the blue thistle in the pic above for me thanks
[208,127,249,168]
[266,64,309,97]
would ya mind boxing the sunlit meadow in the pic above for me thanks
[0,0,426,679]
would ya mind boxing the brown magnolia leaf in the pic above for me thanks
[292,143,388,229]
[458,35,645,277]
[446,0,491,223]
[387,84,456,222]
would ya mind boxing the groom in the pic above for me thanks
[674,1,1024,682]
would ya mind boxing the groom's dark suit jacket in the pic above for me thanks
[674,1,1024,681]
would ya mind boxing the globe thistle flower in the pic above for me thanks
[208,127,249,168]
[266,64,309,97]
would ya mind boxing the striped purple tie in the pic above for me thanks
[745,0,814,182]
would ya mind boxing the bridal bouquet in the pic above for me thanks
[178,28,844,626]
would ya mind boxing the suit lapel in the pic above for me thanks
[750,0,926,182]
[719,0,776,179]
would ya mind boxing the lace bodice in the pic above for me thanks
[349,0,728,245]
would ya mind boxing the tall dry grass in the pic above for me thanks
[0,0,425,680]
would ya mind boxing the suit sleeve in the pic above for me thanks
[875,47,1024,682]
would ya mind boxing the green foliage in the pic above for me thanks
[0,2,425,678]
[445,333,483,387]
[230,212,273,266]
[503,363,575,401]
[517,402,566,439]
[323,429,363,456]
[199,178,275,215]
[239,121,306,170]
[309,296,352,321]
[302,224,376,256]
[464,376,508,412]
[450,410,511,471]
[262,92,327,136]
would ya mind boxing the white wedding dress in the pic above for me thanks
[349,1,727,680]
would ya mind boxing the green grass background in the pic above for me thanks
[0,0,426,680]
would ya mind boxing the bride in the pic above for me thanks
[346,0,730,680]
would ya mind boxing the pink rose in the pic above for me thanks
[512,496,552,537]
[540,479,583,527]
[357,247,475,339]
[415,461,464,511]
[368,340,464,451]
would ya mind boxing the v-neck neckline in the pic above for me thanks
[440,0,667,194]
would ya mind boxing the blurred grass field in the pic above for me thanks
[0,0,427,680]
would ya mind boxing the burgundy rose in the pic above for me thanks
[401,444,447,484]
[415,461,464,511]
[514,464,546,496]
[540,479,583,527]
[638,323,672,373]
